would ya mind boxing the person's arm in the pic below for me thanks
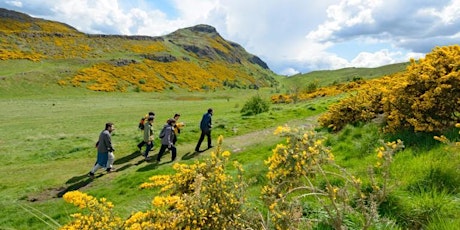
[208,114,212,129]
[144,124,150,142]
[103,131,114,152]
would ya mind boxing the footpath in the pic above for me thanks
[31,116,319,201]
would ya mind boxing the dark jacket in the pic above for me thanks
[160,124,175,146]
[200,112,212,131]
[97,130,114,153]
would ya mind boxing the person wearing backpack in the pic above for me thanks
[143,115,155,161]
[137,111,155,151]
[156,118,177,162]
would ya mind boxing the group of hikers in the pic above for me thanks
[88,108,214,178]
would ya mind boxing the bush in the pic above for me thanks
[240,94,270,116]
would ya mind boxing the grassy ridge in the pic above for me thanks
[280,62,410,89]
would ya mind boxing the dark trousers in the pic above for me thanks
[195,129,211,151]
[157,144,176,161]
[137,141,145,150]
[144,142,154,157]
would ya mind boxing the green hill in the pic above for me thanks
[0,8,277,93]
[279,62,410,89]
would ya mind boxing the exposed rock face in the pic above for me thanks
[142,53,177,62]
[248,56,269,69]
[0,8,32,21]
[189,24,218,34]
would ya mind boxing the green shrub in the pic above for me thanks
[240,94,270,116]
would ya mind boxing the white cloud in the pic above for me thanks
[5,1,22,7]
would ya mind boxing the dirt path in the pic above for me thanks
[30,116,320,201]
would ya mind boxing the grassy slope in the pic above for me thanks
[279,62,410,89]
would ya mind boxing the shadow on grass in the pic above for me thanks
[57,175,97,197]
[114,151,141,164]
[136,160,172,172]
[181,149,208,160]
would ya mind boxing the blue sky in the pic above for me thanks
[1,0,459,75]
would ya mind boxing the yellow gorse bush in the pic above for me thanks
[262,126,404,229]
[317,45,460,133]
[60,191,123,230]
[130,135,248,229]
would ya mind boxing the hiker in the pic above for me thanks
[156,118,177,162]
[137,111,155,151]
[172,113,185,145]
[88,122,116,178]
[195,108,213,152]
[143,115,155,160]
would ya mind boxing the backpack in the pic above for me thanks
[159,126,166,138]
[138,118,145,130]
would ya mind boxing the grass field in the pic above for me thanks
[1,60,459,229]
[0,85,334,229]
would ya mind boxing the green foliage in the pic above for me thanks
[240,94,270,116]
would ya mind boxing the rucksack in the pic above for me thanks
[159,126,166,138]
[138,118,145,130]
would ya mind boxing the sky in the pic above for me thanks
[1,0,459,75]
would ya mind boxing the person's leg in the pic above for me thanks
[137,141,145,150]
[144,142,153,157]
[106,151,115,172]
[206,130,212,148]
[195,131,205,151]
[89,163,103,178]
[170,146,177,161]
[156,145,168,161]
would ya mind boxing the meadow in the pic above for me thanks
[0,83,333,229]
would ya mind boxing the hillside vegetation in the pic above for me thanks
[0,8,277,93]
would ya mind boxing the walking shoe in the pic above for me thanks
[88,172,95,179]
[106,168,116,173]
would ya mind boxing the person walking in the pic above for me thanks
[156,118,177,162]
[143,115,155,161]
[172,113,184,145]
[137,111,155,151]
[88,122,116,178]
[195,108,213,152]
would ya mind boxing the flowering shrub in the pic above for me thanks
[135,135,247,229]
[60,191,123,230]
[317,45,460,133]
[318,86,384,131]
[383,45,460,133]
[61,136,248,229]
[262,126,404,229]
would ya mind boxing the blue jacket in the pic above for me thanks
[200,112,212,131]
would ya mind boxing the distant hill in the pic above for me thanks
[0,8,277,92]
[279,62,410,89]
